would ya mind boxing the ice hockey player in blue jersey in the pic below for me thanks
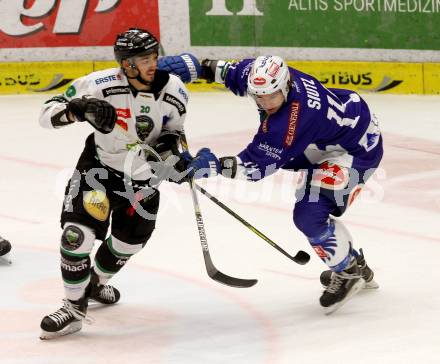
[183,56,382,314]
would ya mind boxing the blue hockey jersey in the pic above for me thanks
[224,59,383,181]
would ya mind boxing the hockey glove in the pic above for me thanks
[158,53,201,83]
[66,96,117,134]
[149,154,191,186]
[200,59,231,84]
[185,148,222,179]
[150,133,191,185]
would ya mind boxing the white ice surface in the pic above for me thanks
[0,92,439,364]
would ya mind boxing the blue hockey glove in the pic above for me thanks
[180,150,193,165]
[158,53,201,83]
[185,148,222,179]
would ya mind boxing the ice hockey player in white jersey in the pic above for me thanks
[38,28,200,339]
[0,235,12,264]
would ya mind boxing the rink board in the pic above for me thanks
[424,63,440,94]
[0,62,93,95]
[0,61,438,95]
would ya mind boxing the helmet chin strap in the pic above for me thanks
[135,74,152,86]
[124,60,152,86]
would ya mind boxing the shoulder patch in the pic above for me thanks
[284,101,300,147]
[163,93,186,116]
[102,86,130,98]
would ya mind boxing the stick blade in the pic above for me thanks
[291,250,311,265]
[209,270,257,288]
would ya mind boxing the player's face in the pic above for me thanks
[133,53,158,83]
[254,91,285,115]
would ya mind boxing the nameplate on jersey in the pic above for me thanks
[163,93,186,116]
[102,86,131,98]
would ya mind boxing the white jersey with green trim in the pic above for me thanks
[39,67,188,181]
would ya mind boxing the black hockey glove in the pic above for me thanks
[200,59,232,84]
[153,133,188,170]
[200,59,218,82]
[147,133,191,185]
[149,154,190,186]
[66,96,117,134]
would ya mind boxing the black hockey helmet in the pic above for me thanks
[114,28,159,65]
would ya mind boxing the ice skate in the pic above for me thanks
[319,258,365,315]
[0,236,12,264]
[320,249,378,289]
[88,269,120,305]
[40,297,91,340]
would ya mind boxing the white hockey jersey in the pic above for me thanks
[39,67,189,181]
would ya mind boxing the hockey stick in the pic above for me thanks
[195,184,311,265]
[180,133,257,288]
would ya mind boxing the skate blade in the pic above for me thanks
[0,253,11,265]
[322,277,379,290]
[323,279,366,315]
[40,321,82,340]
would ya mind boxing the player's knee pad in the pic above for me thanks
[60,223,95,257]
[308,218,352,272]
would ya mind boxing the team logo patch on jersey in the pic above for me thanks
[83,190,110,221]
[65,85,76,97]
[136,115,154,141]
[164,93,186,116]
[284,101,300,146]
[311,162,349,191]
[102,86,130,98]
